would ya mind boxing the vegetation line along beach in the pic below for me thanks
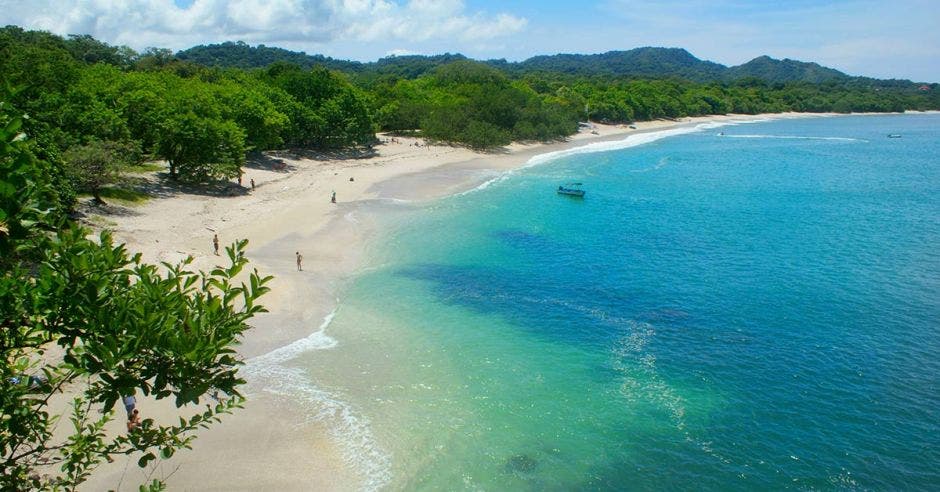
[1,14,938,491]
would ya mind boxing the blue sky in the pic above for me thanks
[3,0,938,81]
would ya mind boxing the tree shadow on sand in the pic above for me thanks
[243,146,378,172]
[86,145,382,219]
[134,172,250,199]
[293,147,379,161]
[476,146,512,155]
[277,146,379,161]
[243,153,297,173]
[73,200,143,220]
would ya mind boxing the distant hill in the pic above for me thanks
[508,47,727,82]
[508,49,850,83]
[176,42,478,79]
[176,41,364,72]
[726,55,848,83]
[366,53,470,78]
[175,42,898,85]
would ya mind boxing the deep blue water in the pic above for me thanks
[313,114,940,490]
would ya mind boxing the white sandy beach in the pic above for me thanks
[76,112,823,490]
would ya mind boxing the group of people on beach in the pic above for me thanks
[380,136,429,148]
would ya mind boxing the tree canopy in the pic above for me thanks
[1,101,272,489]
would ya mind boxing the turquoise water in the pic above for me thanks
[297,114,940,490]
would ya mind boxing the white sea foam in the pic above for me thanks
[244,308,392,491]
[524,123,713,168]
[246,309,339,368]
[344,211,360,224]
[457,120,750,196]
[381,197,414,204]
[450,170,505,197]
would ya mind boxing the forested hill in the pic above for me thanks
[507,48,728,82]
[510,49,854,83]
[726,55,848,84]
[176,41,363,72]
[177,42,471,79]
[178,43,862,84]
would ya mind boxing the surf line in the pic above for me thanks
[456,120,753,197]
[243,307,393,491]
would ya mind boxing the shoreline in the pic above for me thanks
[81,111,862,489]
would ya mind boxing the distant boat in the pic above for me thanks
[888,134,902,138]
[557,183,585,197]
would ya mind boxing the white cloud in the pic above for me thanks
[385,48,422,57]
[0,0,527,52]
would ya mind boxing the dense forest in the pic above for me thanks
[1,25,938,198]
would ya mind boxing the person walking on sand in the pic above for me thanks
[296,251,303,271]
[213,234,220,255]
[331,190,336,203]
[250,178,256,190]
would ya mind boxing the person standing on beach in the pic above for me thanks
[331,191,336,203]
[296,251,303,271]
[122,394,136,418]
[250,178,256,190]
[213,234,219,255]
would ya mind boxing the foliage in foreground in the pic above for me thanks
[1,104,272,489]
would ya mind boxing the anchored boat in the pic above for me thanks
[557,183,585,197]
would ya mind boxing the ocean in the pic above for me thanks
[260,114,940,490]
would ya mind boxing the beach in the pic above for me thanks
[78,112,826,490]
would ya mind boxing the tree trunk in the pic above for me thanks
[92,189,106,206]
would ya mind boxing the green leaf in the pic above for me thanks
[137,452,156,468]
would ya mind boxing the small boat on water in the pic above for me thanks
[888,134,902,138]
[557,183,585,197]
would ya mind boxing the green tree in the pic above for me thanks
[1,109,272,490]
[213,77,289,151]
[62,140,140,204]
[0,97,72,250]
[156,113,246,182]
[63,34,136,67]
[462,120,511,149]
[263,64,375,148]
